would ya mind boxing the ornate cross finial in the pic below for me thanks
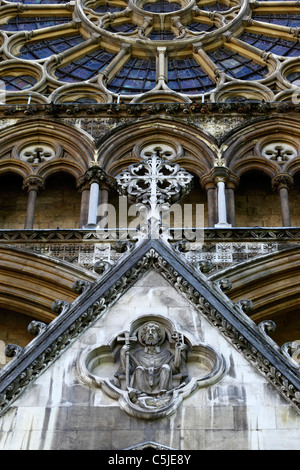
[116,148,193,240]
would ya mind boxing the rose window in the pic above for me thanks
[0,0,298,103]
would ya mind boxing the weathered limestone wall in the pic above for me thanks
[0,174,28,230]
[235,173,282,228]
[0,269,300,450]
[34,174,81,230]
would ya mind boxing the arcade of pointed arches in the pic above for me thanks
[0,115,300,230]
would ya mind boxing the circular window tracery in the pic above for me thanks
[0,0,299,103]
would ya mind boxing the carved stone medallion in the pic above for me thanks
[77,315,226,420]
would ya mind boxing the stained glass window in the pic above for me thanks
[0,16,70,32]
[0,0,299,102]
[287,72,300,86]
[2,75,37,91]
[106,23,137,33]
[239,32,300,58]
[251,14,300,28]
[187,22,216,33]
[168,58,215,94]
[18,35,84,60]
[109,58,156,94]
[55,49,115,82]
[143,1,181,12]
[95,4,125,13]
[148,30,175,40]
[207,48,269,80]
[200,2,231,11]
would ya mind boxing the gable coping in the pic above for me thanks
[0,238,300,417]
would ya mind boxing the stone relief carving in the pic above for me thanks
[77,315,226,420]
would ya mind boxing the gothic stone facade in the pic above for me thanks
[0,0,300,451]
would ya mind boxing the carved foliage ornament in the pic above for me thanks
[77,315,225,419]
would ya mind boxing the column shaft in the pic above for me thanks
[98,185,110,229]
[24,188,38,229]
[207,187,216,227]
[279,186,291,227]
[86,181,100,227]
[215,181,231,227]
[226,187,236,227]
[79,187,90,228]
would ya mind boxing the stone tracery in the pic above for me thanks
[0,0,298,103]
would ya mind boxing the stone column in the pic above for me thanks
[77,176,90,228]
[212,166,231,228]
[84,165,109,229]
[226,176,239,227]
[98,182,110,229]
[100,43,131,86]
[205,182,217,227]
[157,47,167,88]
[23,176,45,229]
[272,174,294,227]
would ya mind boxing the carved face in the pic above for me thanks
[142,323,162,346]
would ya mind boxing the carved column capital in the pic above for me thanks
[211,165,230,184]
[76,174,90,192]
[84,165,115,189]
[22,175,45,192]
[85,164,108,185]
[271,173,294,192]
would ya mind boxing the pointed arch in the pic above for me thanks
[96,117,218,179]
[0,245,96,323]
[0,118,96,180]
[222,116,300,178]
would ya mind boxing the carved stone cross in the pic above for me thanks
[116,149,193,239]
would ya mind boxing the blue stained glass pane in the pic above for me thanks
[200,2,229,11]
[106,23,136,33]
[95,4,124,13]
[239,32,300,57]
[143,1,180,12]
[287,72,300,86]
[168,58,215,94]
[18,35,84,60]
[2,74,37,90]
[109,58,156,94]
[252,14,300,28]
[207,48,269,80]
[56,49,116,82]
[0,16,70,31]
[148,30,175,40]
[187,22,216,33]
[9,0,68,3]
